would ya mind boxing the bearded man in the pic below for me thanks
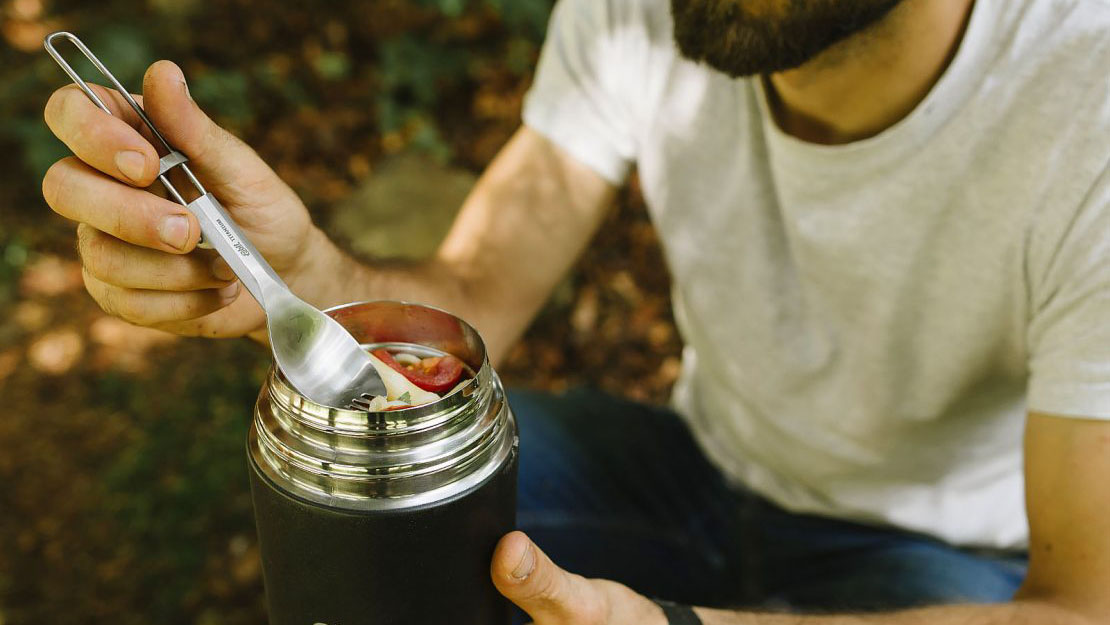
[42,0,1110,623]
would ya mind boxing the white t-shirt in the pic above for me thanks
[522,0,1110,548]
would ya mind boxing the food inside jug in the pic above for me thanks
[356,343,473,410]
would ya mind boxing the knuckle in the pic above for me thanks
[117,194,164,249]
[75,223,95,261]
[580,585,611,625]
[145,263,174,291]
[90,187,147,246]
[58,87,91,142]
[76,227,106,278]
[87,274,141,323]
[169,292,214,322]
[83,268,119,318]
[533,572,606,625]
[175,295,204,320]
[78,228,126,285]
[168,256,209,290]
[149,254,201,291]
[530,572,566,605]
[47,86,96,146]
[114,204,128,244]
[195,121,241,167]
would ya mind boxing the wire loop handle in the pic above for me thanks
[43,31,208,207]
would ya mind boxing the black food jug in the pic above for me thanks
[247,300,518,625]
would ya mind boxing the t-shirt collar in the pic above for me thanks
[751,0,1002,174]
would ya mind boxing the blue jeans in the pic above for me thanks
[511,388,1028,618]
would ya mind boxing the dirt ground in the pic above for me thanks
[0,1,681,623]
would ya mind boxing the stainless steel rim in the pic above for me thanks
[247,301,518,511]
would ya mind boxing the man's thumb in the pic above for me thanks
[140,60,278,202]
[491,531,606,624]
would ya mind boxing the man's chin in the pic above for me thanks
[670,0,906,78]
[674,44,818,78]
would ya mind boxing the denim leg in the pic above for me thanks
[510,387,747,607]
[754,499,1030,612]
[510,387,1030,618]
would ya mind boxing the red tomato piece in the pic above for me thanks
[371,348,466,394]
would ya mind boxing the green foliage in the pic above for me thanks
[251,61,312,108]
[81,24,155,87]
[189,69,253,127]
[94,345,267,619]
[374,34,463,160]
[377,35,466,121]
[369,0,550,159]
[408,119,453,162]
[0,0,553,180]
[0,237,28,310]
[313,51,352,81]
[8,121,68,182]
[415,0,552,37]
[485,0,553,39]
[506,36,540,75]
[418,0,469,18]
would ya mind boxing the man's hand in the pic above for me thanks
[491,531,667,625]
[42,60,328,338]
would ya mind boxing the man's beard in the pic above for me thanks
[671,0,907,77]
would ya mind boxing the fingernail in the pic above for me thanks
[218,281,240,304]
[115,150,147,183]
[211,257,235,282]
[511,542,535,580]
[158,214,190,251]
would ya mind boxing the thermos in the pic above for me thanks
[247,300,518,625]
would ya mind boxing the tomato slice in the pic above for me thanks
[372,348,465,394]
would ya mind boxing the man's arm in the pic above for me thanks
[491,412,1110,625]
[42,61,615,362]
[308,126,616,363]
[692,601,1083,624]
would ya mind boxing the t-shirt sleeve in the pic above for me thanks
[1027,164,1110,418]
[522,0,640,184]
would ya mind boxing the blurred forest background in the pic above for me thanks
[0,0,681,623]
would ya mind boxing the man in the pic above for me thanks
[41,0,1110,622]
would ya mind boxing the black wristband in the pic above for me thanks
[653,598,703,625]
